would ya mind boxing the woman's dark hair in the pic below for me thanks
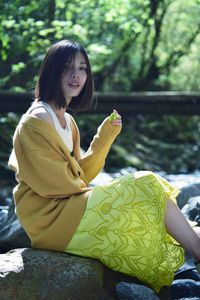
[35,40,94,112]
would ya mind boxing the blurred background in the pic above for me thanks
[1,0,200,186]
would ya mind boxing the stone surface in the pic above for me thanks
[0,248,114,300]
[171,279,200,299]
[177,183,200,209]
[0,200,31,253]
[103,268,170,300]
[0,248,171,300]
[177,298,200,300]
[116,282,160,300]
[181,196,200,225]
[174,261,200,281]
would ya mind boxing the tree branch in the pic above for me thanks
[94,31,141,89]
[145,0,171,80]
[161,24,200,75]
[48,0,56,26]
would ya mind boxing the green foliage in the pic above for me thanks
[1,0,200,91]
[1,1,200,178]
[75,114,200,174]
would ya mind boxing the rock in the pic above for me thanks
[0,248,171,300]
[0,248,114,300]
[103,268,170,300]
[0,200,31,253]
[177,183,200,209]
[177,298,200,300]
[116,282,159,300]
[171,279,200,299]
[180,298,200,300]
[0,186,12,206]
[174,261,200,281]
[181,196,200,225]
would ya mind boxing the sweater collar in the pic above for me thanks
[19,114,72,154]
[20,113,57,135]
[18,114,87,181]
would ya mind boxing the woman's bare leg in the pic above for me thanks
[193,226,200,239]
[164,199,200,261]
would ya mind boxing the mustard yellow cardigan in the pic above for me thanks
[8,113,121,252]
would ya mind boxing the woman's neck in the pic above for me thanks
[49,102,66,118]
[48,95,71,118]
[48,101,68,129]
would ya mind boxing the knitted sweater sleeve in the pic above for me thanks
[70,116,122,184]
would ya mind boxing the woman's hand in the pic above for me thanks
[109,109,122,126]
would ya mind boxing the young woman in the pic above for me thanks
[8,40,200,293]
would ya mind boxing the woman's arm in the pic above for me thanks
[69,114,122,184]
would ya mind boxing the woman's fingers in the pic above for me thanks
[113,109,121,119]
[111,119,122,126]
[110,109,122,126]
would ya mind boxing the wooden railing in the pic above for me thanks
[1,91,200,115]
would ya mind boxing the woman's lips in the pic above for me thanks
[68,82,80,89]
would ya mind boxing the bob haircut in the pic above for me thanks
[35,40,94,112]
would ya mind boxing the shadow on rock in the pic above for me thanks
[0,199,31,253]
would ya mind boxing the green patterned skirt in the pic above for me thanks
[65,171,184,292]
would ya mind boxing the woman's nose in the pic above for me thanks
[71,70,80,78]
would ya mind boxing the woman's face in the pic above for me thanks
[61,51,87,104]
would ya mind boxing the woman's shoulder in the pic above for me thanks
[28,106,54,127]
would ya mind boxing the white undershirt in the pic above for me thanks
[27,101,73,153]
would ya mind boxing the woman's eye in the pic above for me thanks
[80,67,87,71]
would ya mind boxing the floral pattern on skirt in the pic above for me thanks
[65,171,184,292]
